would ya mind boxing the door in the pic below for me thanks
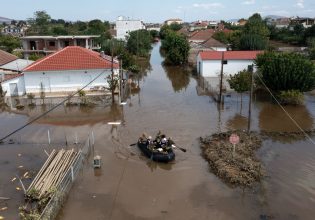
[9,83,18,96]
[40,77,51,93]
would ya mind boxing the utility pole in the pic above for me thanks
[111,40,115,103]
[218,51,224,103]
[247,65,254,133]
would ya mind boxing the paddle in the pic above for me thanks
[171,144,187,152]
[130,143,137,146]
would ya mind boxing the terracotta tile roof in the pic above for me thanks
[0,49,18,66]
[202,37,227,48]
[23,46,119,72]
[199,51,263,60]
[189,29,215,41]
[1,73,23,82]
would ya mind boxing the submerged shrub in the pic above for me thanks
[277,90,304,105]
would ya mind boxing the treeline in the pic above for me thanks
[212,13,315,60]
[0,11,159,72]
[213,13,270,51]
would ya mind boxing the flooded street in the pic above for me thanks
[1,43,315,219]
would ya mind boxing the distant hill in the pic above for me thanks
[264,15,287,20]
[0,16,13,24]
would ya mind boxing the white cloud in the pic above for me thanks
[192,3,224,9]
[295,0,304,9]
[242,0,255,5]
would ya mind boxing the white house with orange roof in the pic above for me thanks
[196,51,262,77]
[1,46,119,96]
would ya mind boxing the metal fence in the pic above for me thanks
[39,135,92,220]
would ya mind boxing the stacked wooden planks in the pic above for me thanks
[27,149,80,199]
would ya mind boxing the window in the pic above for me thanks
[49,41,55,47]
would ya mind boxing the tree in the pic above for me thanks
[239,34,268,50]
[161,31,190,65]
[238,13,270,50]
[243,13,270,38]
[86,19,108,35]
[27,11,51,34]
[0,35,21,52]
[255,51,315,103]
[126,30,152,57]
[169,23,182,31]
[227,70,251,103]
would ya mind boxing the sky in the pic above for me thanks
[1,0,314,22]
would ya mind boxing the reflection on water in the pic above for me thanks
[6,103,125,127]
[259,103,313,132]
[163,65,190,92]
[226,113,248,130]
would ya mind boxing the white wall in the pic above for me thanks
[212,47,227,51]
[1,76,25,96]
[24,69,118,94]
[197,55,255,77]
[116,20,145,40]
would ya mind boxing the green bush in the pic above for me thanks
[277,90,304,105]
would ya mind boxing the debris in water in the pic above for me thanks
[0,207,7,211]
[23,172,29,178]
[16,187,21,191]
[18,154,22,157]
[200,130,264,187]
[11,177,16,182]
[18,166,23,168]
[107,122,121,125]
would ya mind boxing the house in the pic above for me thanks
[20,35,101,58]
[290,17,315,28]
[189,21,208,31]
[0,49,19,81]
[0,59,34,84]
[164,19,183,25]
[0,49,18,66]
[189,29,215,43]
[196,51,262,77]
[189,38,227,65]
[1,24,28,36]
[115,16,146,40]
[1,46,119,97]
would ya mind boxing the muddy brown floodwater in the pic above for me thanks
[1,42,315,220]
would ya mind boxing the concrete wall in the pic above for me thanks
[1,76,25,96]
[116,20,145,40]
[197,55,255,77]
[23,69,118,94]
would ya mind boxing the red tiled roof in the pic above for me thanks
[189,29,215,41]
[23,46,119,72]
[1,73,23,82]
[0,49,18,66]
[199,51,263,60]
[202,37,226,48]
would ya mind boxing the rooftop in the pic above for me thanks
[199,51,263,60]
[23,46,119,72]
[189,29,215,42]
[0,59,34,72]
[21,35,100,40]
[0,49,18,66]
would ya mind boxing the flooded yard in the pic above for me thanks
[1,43,315,219]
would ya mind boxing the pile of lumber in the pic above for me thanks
[27,149,80,199]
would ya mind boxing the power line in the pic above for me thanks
[255,72,315,145]
[0,69,108,142]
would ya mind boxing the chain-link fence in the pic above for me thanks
[39,135,92,220]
